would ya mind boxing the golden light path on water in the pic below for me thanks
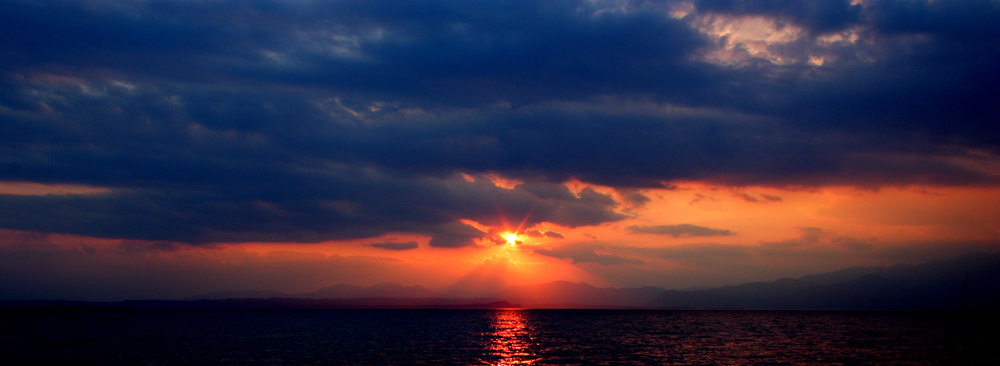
[484,310,540,366]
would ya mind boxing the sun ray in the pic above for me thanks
[513,205,537,237]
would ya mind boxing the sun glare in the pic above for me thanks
[506,234,518,245]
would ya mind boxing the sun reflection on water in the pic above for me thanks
[483,310,540,366]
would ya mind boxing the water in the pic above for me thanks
[1,309,996,365]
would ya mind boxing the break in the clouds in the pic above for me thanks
[629,224,735,237]
[1,0,999,248]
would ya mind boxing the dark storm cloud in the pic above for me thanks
[704,0,1000,153]
[370,241,419,251]
[306,101,998,188]
[629,224,735,237]
[1,84,636,246]
[0,169,625,246]
[534,243,644,266]
[426,222,487,248]
[0,0,707,104]
[2,0,998,185]
[1,0,999,245]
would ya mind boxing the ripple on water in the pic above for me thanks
[1,309,997,365]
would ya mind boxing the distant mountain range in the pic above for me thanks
[497,281,667,308]
[4,253,998,310]
[187,282,442,301]
[650,252,999,310]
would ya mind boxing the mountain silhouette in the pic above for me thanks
[497,281,665,308]
[649,252,1000,310]
[185,282,441,301]
[302,282,441,299]
[12,253,999,310]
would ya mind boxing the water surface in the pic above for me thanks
[1,309,995,365]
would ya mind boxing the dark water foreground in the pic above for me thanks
[1,309,997,365]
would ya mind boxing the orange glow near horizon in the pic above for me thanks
[2,180,999,297]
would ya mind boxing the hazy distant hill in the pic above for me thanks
[0,298,516,310]
[497,281,666,308]
[650,252,1000,310]
[495,252,998,310]
[15,253,999,310]
[187,282,441,301]
[301,282,441,299]
[183,290,289,301]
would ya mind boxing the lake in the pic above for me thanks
[1,309,996,365]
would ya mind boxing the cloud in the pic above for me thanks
[694,0,862,34]
[0,0,707,106]
[534,243,643,266]
[797,227,825,244]
[544,231,565,239]
[688,193,715,205]
[3,1,998,190]
[736,193,760,203]
[426,222,486,248]
[760,227,825,250]
[733,191,782,203]
[761,193,782,202]
[369,241,419,251]
[1,0,999,248]
[629,224,736,237]
[0,170,626,245]
[523,229,564,239]
[833,236,875,251]
[627,227,876,264]
[117,241,185,254]
[758,227,876,255]
[629,242,749,261]
[620,228,884,272]
[524,230,543,238]
[616,188,652,208]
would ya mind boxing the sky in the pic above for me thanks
[2,0,999,301]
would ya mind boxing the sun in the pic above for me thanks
[505,234,518,245]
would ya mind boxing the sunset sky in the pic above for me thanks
[2,0,999,301]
